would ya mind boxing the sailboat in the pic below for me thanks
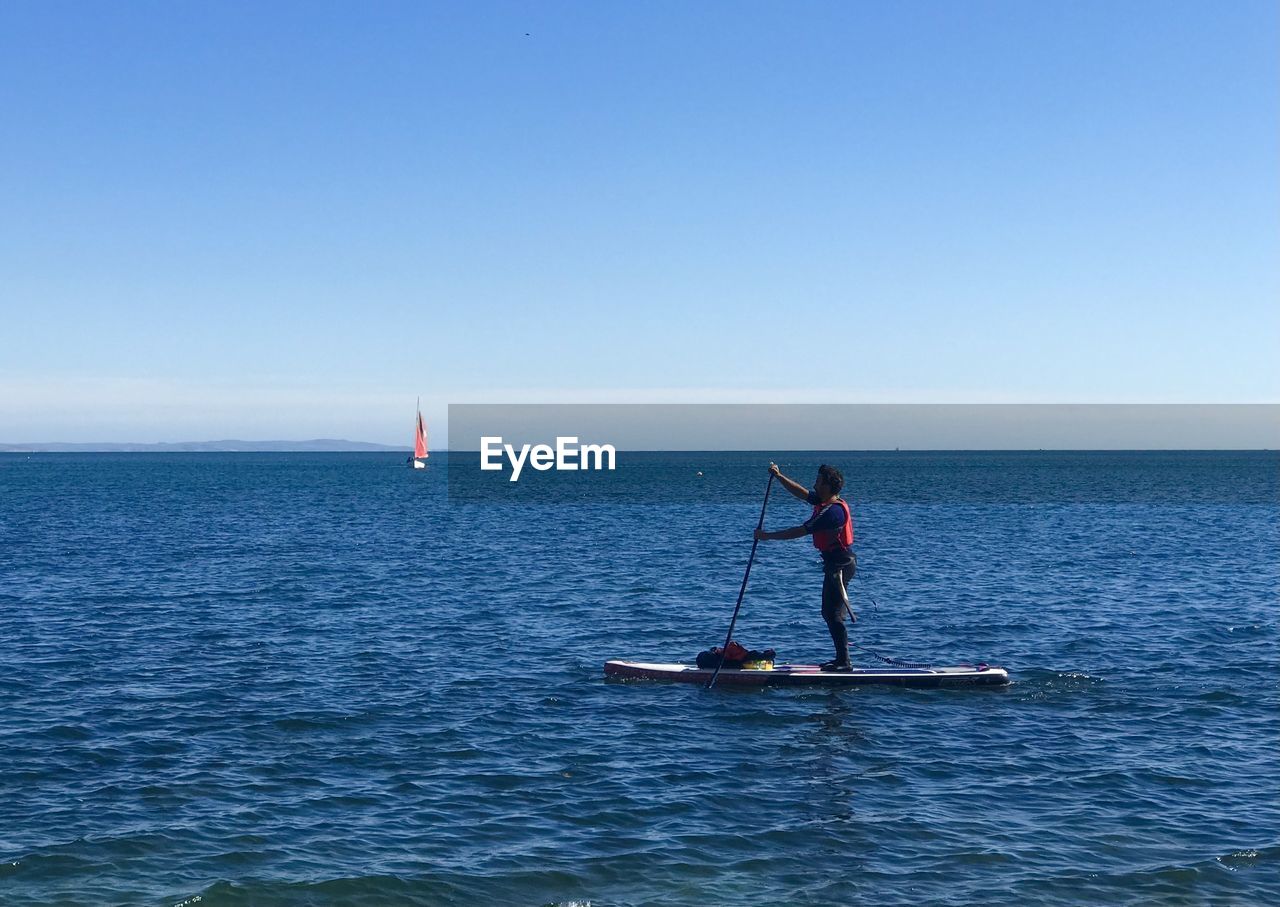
[410,399,428,469]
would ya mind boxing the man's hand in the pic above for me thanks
[768,462,781,478]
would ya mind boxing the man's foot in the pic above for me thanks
[819,660,853,673]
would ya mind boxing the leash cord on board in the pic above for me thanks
[848,638,936,669]
[846,564,936,669]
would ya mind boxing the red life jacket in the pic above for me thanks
[811,498,854,552]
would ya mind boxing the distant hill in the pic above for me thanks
[0,439,404,452]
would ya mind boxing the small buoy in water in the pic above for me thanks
[696,471,703,476]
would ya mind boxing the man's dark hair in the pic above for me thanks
[817,464,844,494]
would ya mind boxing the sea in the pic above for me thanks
[1,451,1277,906]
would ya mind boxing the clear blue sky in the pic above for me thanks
[3,0,1276,444]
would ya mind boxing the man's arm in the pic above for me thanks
[755,524,809,541]
[769,462,810,502]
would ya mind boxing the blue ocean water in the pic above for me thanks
[1,451,1277,906]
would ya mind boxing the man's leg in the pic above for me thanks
[821,565,852,668]
[842,558,856,619]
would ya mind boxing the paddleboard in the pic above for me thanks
[604,660,1009,688]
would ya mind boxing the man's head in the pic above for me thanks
[815,464,844,497]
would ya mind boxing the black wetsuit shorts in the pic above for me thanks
[821,554,857,626]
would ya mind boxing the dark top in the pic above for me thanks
[805,490,855,568]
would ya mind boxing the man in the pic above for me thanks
[754,462,856,672]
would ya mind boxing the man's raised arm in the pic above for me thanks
[769,462,810,501]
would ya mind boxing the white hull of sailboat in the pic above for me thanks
[412,458,426,469]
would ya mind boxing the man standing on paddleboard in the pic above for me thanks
[754,463,857,672]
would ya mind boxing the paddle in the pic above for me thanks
[706,471,774,690]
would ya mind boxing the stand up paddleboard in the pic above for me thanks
[604,660,1009,688]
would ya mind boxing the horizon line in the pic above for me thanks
[4,446,1275,454]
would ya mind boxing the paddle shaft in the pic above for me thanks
[706,472,775,690]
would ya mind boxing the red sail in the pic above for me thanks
[414,412,428,459]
